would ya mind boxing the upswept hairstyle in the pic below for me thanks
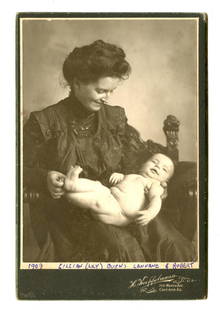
[63,40,131,85]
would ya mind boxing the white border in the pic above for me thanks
[0,0,216,307]
[19,16,200,270]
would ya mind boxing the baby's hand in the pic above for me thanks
[135,210,152,226]
[160,182,167,200]
[109,173,124,185]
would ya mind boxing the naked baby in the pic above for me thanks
[64,153,174,227]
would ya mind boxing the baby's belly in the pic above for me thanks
[111,186,146,218]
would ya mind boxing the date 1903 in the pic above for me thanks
[28,263,43,269]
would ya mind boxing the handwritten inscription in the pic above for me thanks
[85,263,103,269]
[23,261,197,270]
[58,263,85,269]
[133,263,160,269]
[57,263,162,270]
[172,262,195,269]
[107,263,127,269]
[28,263,43,269]
[165,262,195,269]
[58,263,128,269]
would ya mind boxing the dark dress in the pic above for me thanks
[23,95,195,262]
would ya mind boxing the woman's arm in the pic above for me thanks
[23,113,49,191]
[23,113,65,197]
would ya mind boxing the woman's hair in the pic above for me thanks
[63,40,131,85]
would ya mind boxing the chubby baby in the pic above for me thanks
[64,153,174,227]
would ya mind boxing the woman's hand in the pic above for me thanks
[47,171,66,199]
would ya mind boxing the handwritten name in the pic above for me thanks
[107,263,127,269]
[172,262,194,269]
[133,263,159,269]
[58,263,128,269]
[58,263,84,269]
[26,261,196,270]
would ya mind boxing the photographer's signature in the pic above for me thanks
[128,274,196,294]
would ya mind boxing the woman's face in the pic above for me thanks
[73,77,121,112]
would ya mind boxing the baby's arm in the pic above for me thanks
[136,182,164,226]
[109,172,124,185]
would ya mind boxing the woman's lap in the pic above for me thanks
[40,205,145,262]
[36,199,195,262]
[132,212,196,262]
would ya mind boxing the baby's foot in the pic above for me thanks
[64,166,83,192]
[71,165,83,176]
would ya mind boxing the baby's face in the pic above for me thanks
[140,153,174,182]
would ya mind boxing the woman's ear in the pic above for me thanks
[72,78,81,91]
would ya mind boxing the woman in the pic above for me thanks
[23,40,195,262]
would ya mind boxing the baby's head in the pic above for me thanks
[139,153,174,182]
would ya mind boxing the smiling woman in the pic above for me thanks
[23,39,195,262]
[62,40,130,112]
[72,77,121,112]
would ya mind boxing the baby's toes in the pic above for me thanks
[68,165,83,177]
[75,166,83,174]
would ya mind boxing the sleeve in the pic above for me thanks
[23,113,49,193]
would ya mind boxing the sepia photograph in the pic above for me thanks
[17,13,207,299]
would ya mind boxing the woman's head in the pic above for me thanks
[63,40,131,85]
[63,40,131,112]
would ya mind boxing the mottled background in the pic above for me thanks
[22,18,198,161]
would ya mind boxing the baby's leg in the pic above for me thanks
[65,191,105,210]
[64,166,103,193]
[65,185,114,212]
[66,190,130,227]
[64,165,83,192]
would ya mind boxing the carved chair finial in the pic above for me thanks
[144,115,180,161]
[163,115,180,161]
